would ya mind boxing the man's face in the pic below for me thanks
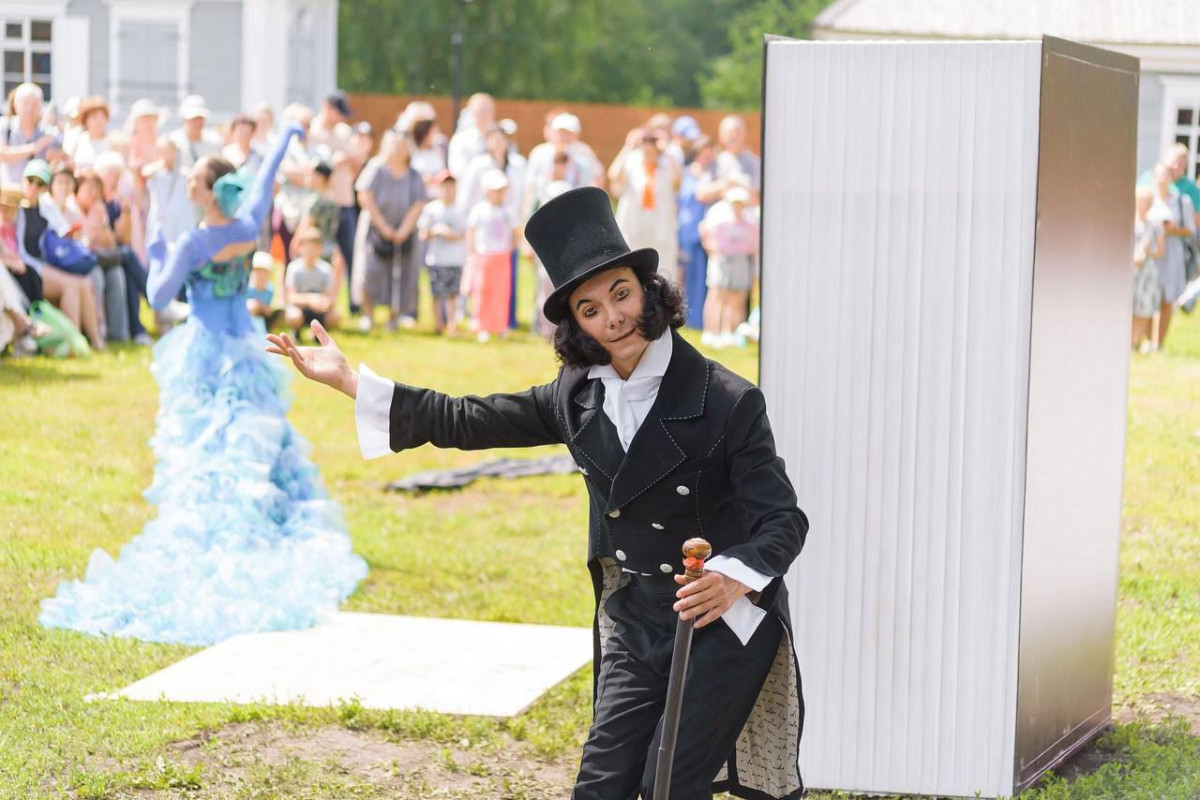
[1172,151,1189,180]
[15,94,40,123]
[324,102,345,125]
[568,267,648,364]
[184,117,205,140]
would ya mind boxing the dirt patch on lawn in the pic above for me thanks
[165,722,574,798]
[1115,692,1200,734]
[1034,696,1199,788]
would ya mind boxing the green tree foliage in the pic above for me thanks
[338,0,831,109]
[699,0,833,109]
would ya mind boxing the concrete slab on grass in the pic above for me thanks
[100,612,592,717]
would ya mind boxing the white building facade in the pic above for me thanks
[0,0,337,121]
[813,0,1200,177]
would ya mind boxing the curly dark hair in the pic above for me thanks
[552,272,687,368]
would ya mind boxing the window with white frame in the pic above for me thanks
[1171,103,1200,180]
[1,16,51,102]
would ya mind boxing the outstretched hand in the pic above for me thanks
[265,320,358,398]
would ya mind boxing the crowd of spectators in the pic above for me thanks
[0,85,763,356]
[1133,141,1200,352]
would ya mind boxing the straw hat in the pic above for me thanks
[77,95,110,125]
[0,185,21,207]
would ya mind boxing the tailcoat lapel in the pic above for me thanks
[568,378,623,487]
[605,330,710,513]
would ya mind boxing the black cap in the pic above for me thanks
[313,161,333,178]
[327,91,352,118]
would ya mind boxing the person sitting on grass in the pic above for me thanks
[283,225,338,340]
[247,250,281,332]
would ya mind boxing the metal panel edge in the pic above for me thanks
[1013,35,1140,794]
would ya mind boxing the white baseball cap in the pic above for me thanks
[481,169,509,192]
[179,94,210,120]
[129,98,163,121]
[545,180,573,200]
[550,113,581,133]
[725,186,752,205]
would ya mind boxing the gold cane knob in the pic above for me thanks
[681,537,712,582]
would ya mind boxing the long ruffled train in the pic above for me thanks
[39,321,367,646]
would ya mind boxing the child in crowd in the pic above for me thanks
[418,171,467,335]
[1133,185,1165,353]
[301,161,341,268]
[465,169,515,342]
[49,167,81,226]
[247,251,281,332]
[142,137,194,246]
[700,185,759,348]
[283,226,339,339]
[74,168,131,342]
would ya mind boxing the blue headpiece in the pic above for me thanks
[212,170,251,219]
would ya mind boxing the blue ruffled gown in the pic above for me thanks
[39,125,367,646]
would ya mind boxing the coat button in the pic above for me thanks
[579,466,588,476]
[616,550,627,561]
[659,563,673,573]
[676,485,690,496]
[608,509,621,519]
[651,523,665,531]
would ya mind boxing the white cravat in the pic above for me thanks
[588,332,674,451]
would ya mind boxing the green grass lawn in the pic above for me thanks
[1,291,1198,798]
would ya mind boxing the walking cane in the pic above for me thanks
[652,536,712,800]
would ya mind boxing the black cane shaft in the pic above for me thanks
[653,615,694,800]
[652,537,711,800]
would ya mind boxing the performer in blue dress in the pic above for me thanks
[39,123,367,646]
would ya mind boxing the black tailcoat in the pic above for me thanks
[383,329,808,799]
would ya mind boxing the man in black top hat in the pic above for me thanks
[266,187,808,799]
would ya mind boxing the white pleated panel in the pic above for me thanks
[761,41,1042,798]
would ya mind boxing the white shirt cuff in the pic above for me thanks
[706,555,772,592]
[355,363,395,460]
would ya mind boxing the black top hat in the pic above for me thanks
[525,187,658,324]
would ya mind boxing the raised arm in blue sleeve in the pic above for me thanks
[237,122,303,233]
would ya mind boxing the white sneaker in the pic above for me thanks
[357,315,373,333]
[700,331,717,347]
[13,334,38,356]
[476,331,490,343]
[160,300,190,324]
[133,332,153,346]
[400,315,417,330]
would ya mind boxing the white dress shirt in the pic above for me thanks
[353,333,771,645]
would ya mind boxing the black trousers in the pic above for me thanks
[337,205,359,313]
[573,575,782,800]
[12,264,42,304]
